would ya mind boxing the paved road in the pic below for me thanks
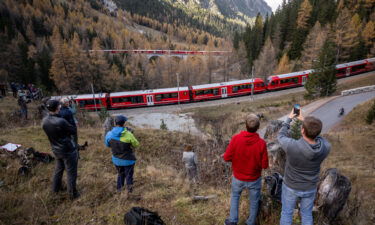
[310,91,375,133]
[109,71,375,116]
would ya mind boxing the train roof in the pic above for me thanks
[110,87,189,97]
[75,93,107,100]
[336,59,367,69]
[50,95,79,100]
[192,79,259,89]
[268,70,313,80]
[367,57,375,63]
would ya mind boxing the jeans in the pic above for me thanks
[228,176,261,225]
[116,164,134,192]
[52,151,78,197]
[280,183,317,225]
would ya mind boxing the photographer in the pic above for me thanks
[278,107,331,225]
[42,100,79,200]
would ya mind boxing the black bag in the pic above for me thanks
[124,207,165,225]
[264,172,283,201]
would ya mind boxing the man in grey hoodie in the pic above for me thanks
[278,109,330,225]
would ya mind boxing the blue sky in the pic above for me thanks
[264,0,283,12]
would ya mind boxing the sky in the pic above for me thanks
[264,0,283,12]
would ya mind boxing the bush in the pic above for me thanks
[365,100,375,124]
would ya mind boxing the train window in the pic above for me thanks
[204,89,212,95]
[233,86,238,93]
[196,90,204,96]
[292,78,298,83]
[171,93,178,98]
[155,94,162,101]
[271,81,276,85]
[184,92,187,95]
[213,89,219,95]
[80,99,101,106]
[162,93,170,99]
[130,96,144,103]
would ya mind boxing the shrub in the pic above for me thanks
[365,100,375,124]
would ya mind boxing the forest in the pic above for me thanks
[0,0,236,95]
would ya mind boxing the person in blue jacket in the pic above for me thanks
[105,115,139,193]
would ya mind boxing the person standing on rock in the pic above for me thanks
[42,99,79,200]
[105,115,139,193]
[278,109,330,225]
[222,114,269,225]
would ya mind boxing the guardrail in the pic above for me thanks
[341,85,375,96]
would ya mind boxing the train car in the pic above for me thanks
[75,93,108,110]
[266,70,312,91]
[335,59,368,78]
[191,78,266,101]
[365,57,375,72]
[109,87,190,109]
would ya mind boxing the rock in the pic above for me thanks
[316,168,352,224]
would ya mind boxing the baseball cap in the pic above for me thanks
[46,99,60,111]
[115,115,128,126]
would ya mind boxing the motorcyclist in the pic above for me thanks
[339,107,344,116]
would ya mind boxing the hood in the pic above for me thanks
[300,136,330,160]
[240,131,261,145]
[110,127,125,137]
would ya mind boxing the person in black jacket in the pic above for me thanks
[59,98,78,148]
[42,99,79,199]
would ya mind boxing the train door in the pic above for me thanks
[221,87,228,98]
[346,67,351,76]
[146,95,154,106]
[302,76,307,85]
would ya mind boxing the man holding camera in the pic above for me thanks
[278,107,331,225]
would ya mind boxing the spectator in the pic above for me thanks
[10,82,17,98]
[60,98,78,148]
[105,115,139,193]
[18,95,28,120]
[0,82,6,96]
[182,144,198,183]
[42,100,79,200]
[222,114,269,225]
[278,109,330,225]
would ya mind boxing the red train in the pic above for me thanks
[52,57,375,110]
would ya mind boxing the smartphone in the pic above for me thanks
[293,104,300,116]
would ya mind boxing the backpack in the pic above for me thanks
[124,207,165,225]
[264,172,283,201]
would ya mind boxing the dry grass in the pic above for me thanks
[334,73,375,95]
[323,99,375,225]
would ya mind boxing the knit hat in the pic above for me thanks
[115,115,128,126]
[46,99,60,112]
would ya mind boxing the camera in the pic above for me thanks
[293,104,300,116]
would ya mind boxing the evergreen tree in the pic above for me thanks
[254,37,277,81]
[300,21,327,70]
[290,119,303,140]
[305,40,337,98]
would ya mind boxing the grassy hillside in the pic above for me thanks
[323,100,375,225]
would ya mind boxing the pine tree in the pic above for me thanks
[334,8,360,62]
[254,37,277,81]
[362,21,375,47]
[290,119,303,140]
[274,53,292,74]
[305,40,337,98]
[300,21,327,70]
[297,0,313,29]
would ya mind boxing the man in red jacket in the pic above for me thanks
[223,114,269,225]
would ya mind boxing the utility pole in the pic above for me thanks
[91,83,98,114]
[176,72,180,105]
[251,66,254,100]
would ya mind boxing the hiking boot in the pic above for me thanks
[224,219,237,225]
[70,191,80,200]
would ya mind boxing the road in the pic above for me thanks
[109,71,375,116]
[310,91,375,133]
